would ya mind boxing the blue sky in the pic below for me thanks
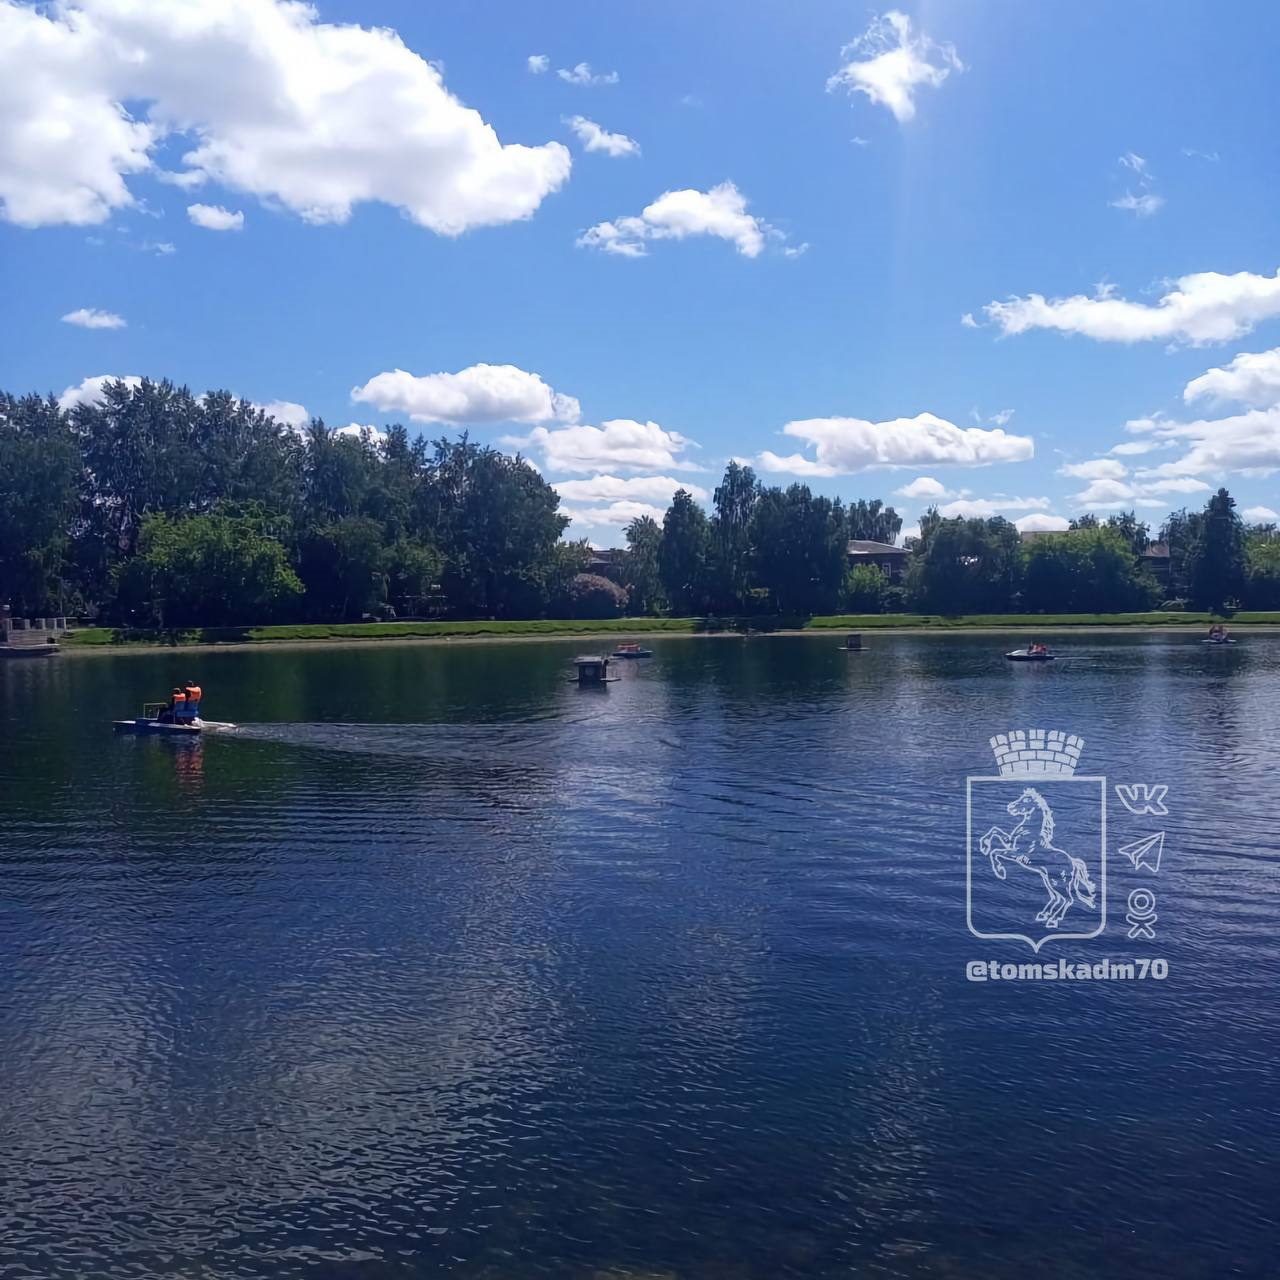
[4,0,1280,543]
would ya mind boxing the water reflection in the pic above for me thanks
[0,634,1278,1278]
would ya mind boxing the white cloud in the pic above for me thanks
[1111,192,1164,217]
[254,399,309,429]
[557,62,618,86]
[759,412,1034,476]
[56,373,141,410]
[1071,473,1212,508]
[960,312,979,329]
[1244,506,1279,523]
[1183,347,1280,408]
[1058,458,1129,481]
[936,496,1049,518]
[1132,405,1280,479]
[155,168,206,190]
[561,500,666,532]
[578,181,780,258]
[187,203,244,232]
[564,116,638,158]
[507,420,700,474]
[989,408,1016,426]
[1182,148,1220,162]
[1,0,570,234]
[827,11,963,123]
[61,307,125,329]
[983,268,1280,346]
[894,475,952,499]
[1016,513,1071,533]
[527,54,549,75]
[1119,152,1149,176]
[352,363,579,427]
[1110,440,1162,456]
[335,422,387,444]
[553,474,708,505]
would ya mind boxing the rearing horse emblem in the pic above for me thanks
[967,730,1107,951]
[980,788,1096,928]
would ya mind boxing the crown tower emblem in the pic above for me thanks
[989,729,1084,777]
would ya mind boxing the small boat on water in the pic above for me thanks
[1203,637,1238,645]
[1006,649,1055,662]
[610,642,653,658]
[113,702,234,734]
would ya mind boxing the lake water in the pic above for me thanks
[2,633,1278,1280]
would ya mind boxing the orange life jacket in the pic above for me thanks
[185,685,202,702]
[171,691,187,707]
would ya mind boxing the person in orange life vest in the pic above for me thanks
[163,687,186,724]
[182,680,202,723]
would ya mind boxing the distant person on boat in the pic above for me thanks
[182,680,202,723]
[160,686,186,723]
[1030,641,1048,656]
[1209,624,1226,642]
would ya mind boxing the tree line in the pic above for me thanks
[1,378,1277,624]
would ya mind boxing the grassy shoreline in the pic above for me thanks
[59,610,1280,652]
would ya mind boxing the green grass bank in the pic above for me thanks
[58,610,1280,649]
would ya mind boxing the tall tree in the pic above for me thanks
[1161,507,1206,598]
[906,516,1023,614]
[748,484,848,615]
[623,514,665,616]
[708,461,759,613]
[659,489,712,615]
[1022,527,1159,613]
[1186,488,1246,611]
[0,393,79,613]
[1104,511,1150,556]
[847,498,902,546]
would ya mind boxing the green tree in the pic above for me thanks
[298,516,389,619]
[659,489,712,615]
[708,461,759,613]
[1161,507,1206,598]
[1104,511,1150,556]
[844,563,887,613]
[118,510,303,626]
[906,516,1022,614]
[0,393,79,613]
[847,498,902,546]
[1244,531,1280,609]
[748,484,848,615]
[562,573,628,619]
[1186,488,1246,611]
[622,515,665,615]
[1022,527,1159,613]
[420,437,570,617]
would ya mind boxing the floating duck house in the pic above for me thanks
[573,655,617,685]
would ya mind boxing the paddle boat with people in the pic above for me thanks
[610,642,654,659]
[113,681,232,733]
[1006,642,1055,662]
[1203,624,1237,645]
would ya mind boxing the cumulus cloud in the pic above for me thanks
[554,474,708,506]
[62,307,125,329]
[1016,513,1071,533]
[1183,347,1280,408]
[1244,506,1279,523]
[0,0,570,234]
[564,116,639,157]
[1131,406,1280,479]
[506,420,700,474]
[254,399,310,429]
[758,412,1034,476]
[983,268,1280,346]
[352,363,579,426]
[527,54,550,74]
[335,422,387,444]
[57,373,141,410]
[894,475,953,499]
[827,11,963,122]
[557,62,618,86]
[187,203,244,232]
[1058,458,1129,481]
[578,181,780,258]
[1071,473,1212,509]
[936,496,1049,518]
